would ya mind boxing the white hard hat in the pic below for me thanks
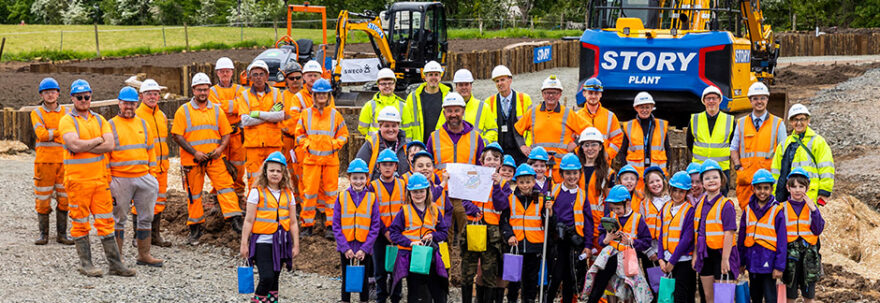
[139,79,165,93]
[541,75,563,91]
[377,68,396,81]
[215,57,234,70]
[442,92,467,108]
[423,61,444,74]
[747,82,770,97]
[452,69,474,83]
[247,60,269,73]
[191,73,212,87]
[303,60,323,74]
[787,103,811,120]
[377,106,402,123]
[578,127,605,144]
[633,91,655,107]
[491,65,512,80]
[701,86,722,100]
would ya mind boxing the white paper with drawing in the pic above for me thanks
[446,163,495,201]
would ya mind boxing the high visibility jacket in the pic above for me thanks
[209,84,244,125]
[661,202,693,256]
[108,116,156,178]
[294,106,348,165]
[515,102,589,155]
[430,127,480,169]
[579,169,607,243]
[468,180,505,224]
[238,86,284,148]
[437,95,499,143]
[551,184,587,237]
[404,82,450,142]
[397,203,441,250]
[363,133,407,177]
[485,91,533,144]
[339,189,376,242]
[434,188,449,217]
[576,106,623,159]
[508,193,545,243]
[771,127,835,203]
[736,114,784,185]
[782,202,818,245]
[58,111,111,182]
[641,198,663,239]
[252,186,293,234]
[631,190,645,216]
[136,103,170,173]
[170,100,232,166]
[609,212,642,252]
[695,196,736,250]
[371,178,406,227]
[623,118,668,175]
[358,93,407,135]
[744,203,782,251]
[690,112,734,169]
[31,104,69,163]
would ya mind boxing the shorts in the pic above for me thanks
[699,248,732,280]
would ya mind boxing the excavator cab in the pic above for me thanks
[384,2,448,86]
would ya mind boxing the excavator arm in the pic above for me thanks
[333,10,398,87]
[739,0,778,82]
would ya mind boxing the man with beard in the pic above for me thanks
[134,79,173,247]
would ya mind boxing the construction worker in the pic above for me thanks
[688,86,737,196]
[31,77,73,246]
[134,79,172,248]
[485,65,533,164]
[358,68,408,136]
[279,61,304,204]
[171,72,242,245]
[576,77,623,160]
[108,86,163,267]
[436,68,499,143]
[294,78,349,239]
[731,82,787,209]
[403,60,450,142]
[356,106,409,180]
[288,60,334,208]
[617,91,672,191]
[209,57,247,199]
[238,60,287,189]
[426,92,486,169]
[59,79,135,277]
[771,104,834,204]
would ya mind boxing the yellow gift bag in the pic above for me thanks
[466,222,487,252]
[439,241,451,269]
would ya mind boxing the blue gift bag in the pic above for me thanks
[237,260,255,294]
[735,280,751,303]
[345,259,365,293]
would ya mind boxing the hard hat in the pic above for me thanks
[281,61,303,75]
[583,77,603,92]
[669,171,693,190]
[686,162,702,175]
[377,149,399,164]
[264,151,288,167]
[605,185,632,203]
[541,75,563,91]
[191,73,212,87]
[377,68,396,81]
[422,61,444,74]
[117,86,139,102]
[70,79,92,95]
[633,91,655,107]
[406,141,426,152]
[484,142,504,154]
[347,158,370,174]
[617,164,639,178]
[513,163,537,181]
[412,150,434,162]
[747,82,770,97]
[700,159,722,175]
[751,169,776,185]
[787,103,810,120]
[452,69,474,83]
[407,172,431,190]
[578,127,604,144]
[528,146,549,162]
[787,167,810,179]
[491,65,512,80]
[559,153,581,171]
[377,106,402,123]
[303,60,323,74]
[701,86,722,100]
[312,79,333,93]
[247,60,269,73]
[215,57,235,70]
[442,92,467,108]
[502,155,516,168]
[139,79,165,93]
[38,77,60,92]
[644,166,665,179]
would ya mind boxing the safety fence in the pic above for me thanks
[777,32,880,57]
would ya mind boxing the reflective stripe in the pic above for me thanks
[191,193,202,200]
[109,160,149,167]
[223,211,243,217]
[325,190,338,196]
[114,144,149,151]
[303,193,318,199]
[190,139,220,146]
[308,149,334,156]
[218,188,235,194]
[57,192,68,197]
[157,193,167,198]
[72,217,89,223]
[231,161,246,166]
[35,186,54,192]
[35,194,51,200]
[64,154,105,165]
[693,142,730,148]
[155,137,167,143]
[94,213,113,219]
[183,101,221,133]
[36,142,62,147]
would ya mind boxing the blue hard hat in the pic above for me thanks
[605,185,632,203]
[377,148,399,163]
[644,165,665,178]
[528,146,549,162]
[412,150,434,163]
[117,86,139,102]
[502,155,516,168]
[406,140,426,152]
[484,142,504,154]
[559,153,581,171]
[347,158,370,174]
[617,164,639,178]
[312,79,333,93]
[583,77,603,92]
[669,171,693,190]
[70,79,92,95]
[686,162,702,175]
[513,163,537,181]
[700,159,722,175]
[264,151,287,167]
[39,78,60,92]
[406,172,431,190]
[788,167,810,179]
[751,169,776,185]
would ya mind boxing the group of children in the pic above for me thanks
[238,125,824,303]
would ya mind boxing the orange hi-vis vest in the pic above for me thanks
[517,103,586,155]
[508,193,545,243]
[579,170,606,245]
[744,203,782,251]
[31,104,69,163]
[287,88,336,136]
[551,184,587,237]
[136,103,169,172]
[209,84,244,125]
[737,114,783,181]
[641,198,664,239]
[430,127,479,170]
[576,105,623,159]
[695,195,736,250]
[609,212,642,252]
[469,180,505,225]
[339,189,376,242]
[623,118,668,174]
[661,202,693,256]
[398,203,441,250]
[434,187,449,217]
[59,111,110,182]
[295,106,348,165]
[783,202,818,245]
[172,100,231,166]
[371,178,406,228]
[108,116,155,178]
[365,133,383,176]
[239,86,283,148]
[252,187,293,234]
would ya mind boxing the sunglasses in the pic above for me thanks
[287,76,302,81]
[75,95,91,101]
[584,85,603,90]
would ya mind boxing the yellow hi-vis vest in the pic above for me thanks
[690,111,734,169]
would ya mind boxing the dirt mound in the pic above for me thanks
[775,63,880,87]
[819,264,880,302]
[0,71,128,109]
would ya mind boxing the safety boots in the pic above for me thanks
[188,224,203,245]
[229,215,244,234]
[55,211,73,245]
[131,214,139,248]
[151,213,172,247]
[102,236,136,276]
[324,228,334,240]
[35,214,50,245]
[300,226,312,238]
[74,237,103,277]
[135,230,164,267]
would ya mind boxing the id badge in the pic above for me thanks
[501,125,509,133]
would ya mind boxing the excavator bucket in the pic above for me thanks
[767,87,789,120]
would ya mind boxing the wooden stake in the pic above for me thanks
[94,23,100,57]
[184,23,190,52]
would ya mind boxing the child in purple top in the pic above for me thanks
[738,169,787,303]
[781,169,825,303]
[693,160,740,303]
[658,171,696,303]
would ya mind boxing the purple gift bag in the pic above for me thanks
[714,275,736,303]
[502,246,523,282]
[647,265,663,293]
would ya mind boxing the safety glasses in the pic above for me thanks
[286,76,302,81]
[75,95,91,101]
[584,85,603,90]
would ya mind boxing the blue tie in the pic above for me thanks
[754,117,762,130]
[502,97,511,116]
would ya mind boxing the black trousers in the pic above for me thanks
[546,241,577,303]
[671,260,696,303]
[372,236,402,303]
[587,253,617,303]
[749,272,777,303]
[507,252,541,302]
[254,243,280,296]
[406,267,448,303]
[340,253,373,302]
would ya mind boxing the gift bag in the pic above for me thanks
[237,259,255,294]
[714,275,736,303]
[623,247,639,277]
[439,241,451,269]
[409,244,434,275]
[647,265,663,293]
[658,274,676,303]
[502,246,523,282]
[345,259,365,293]
[384,245,398,272]
[466,223,487,252]
[539,259,549,286]
[735,280,751,303]
[776,282,787,303]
